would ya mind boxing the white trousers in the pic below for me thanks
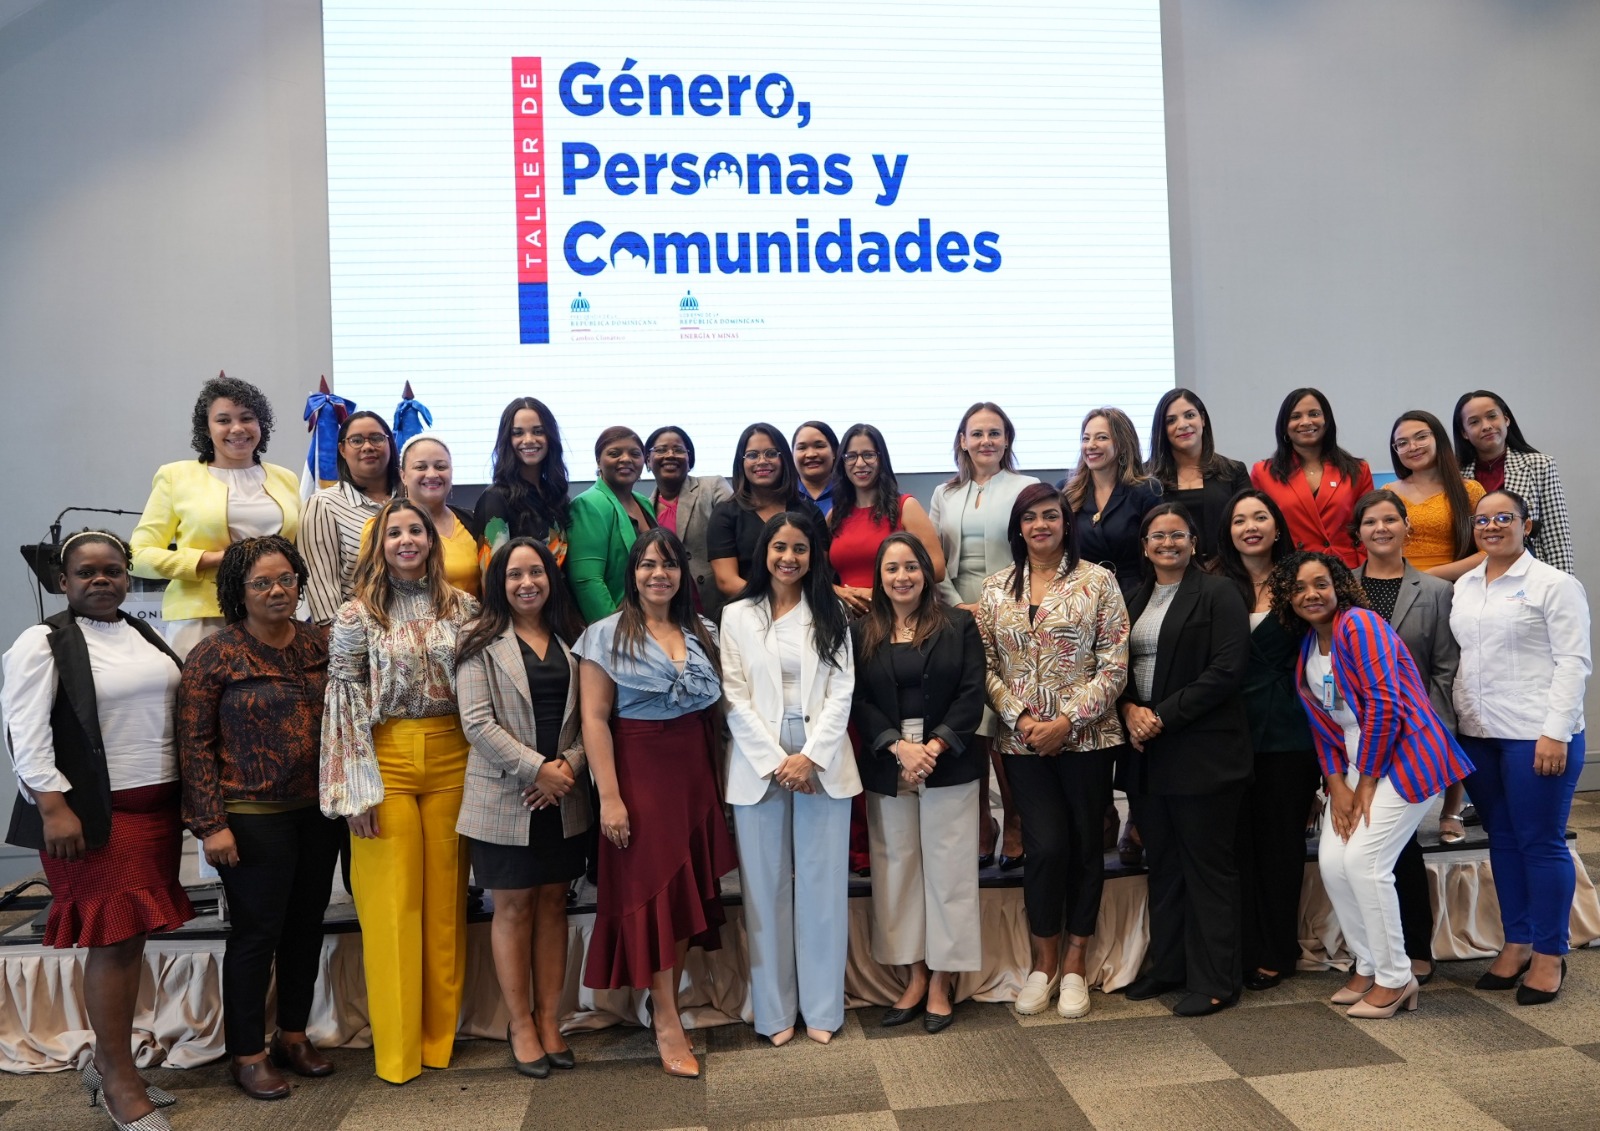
[1318,769,1429,989]
[731,782,852,1036]
[866,779,982,972]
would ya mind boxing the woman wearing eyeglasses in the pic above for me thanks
[179,537,341,1099]
[1386,411,1484,580]
[1452,490,1591,1005]
[301,411,400,625]
[829,424,946,616]
[646,425,732,620]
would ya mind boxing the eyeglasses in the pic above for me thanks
[1144,531,1192,544]
[841,451,880,465]
[246,573,300,593]
[742,448,781,462]
[1471,512,1521,528]
[344,434,388,448]
[650,445,688,457]
[1391,432,1432,453]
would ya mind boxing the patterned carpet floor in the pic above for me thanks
[6,793,1600,1130]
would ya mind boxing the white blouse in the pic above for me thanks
[1,618,180,798]
[211,464,284,542]
[1304,644,1360,759]
[772,606,805,712]
[1451,551,1591,742]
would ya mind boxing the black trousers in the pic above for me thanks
[1237,750,1322,975]
[1133,786,1244,1001]
[218,806,343,1056]
[1005,749,1114,939]
[1393,834,1435,961]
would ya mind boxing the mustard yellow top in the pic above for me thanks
[1405,479,1485,570]
[360,511,481,599]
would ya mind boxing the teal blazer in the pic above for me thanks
[565,480,656,623]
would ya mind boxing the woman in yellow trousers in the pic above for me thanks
[320,499,479,1083]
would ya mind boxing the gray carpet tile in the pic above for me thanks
[1070,1077,1299,1131]
[1186,1001,1405,1079]
[1247,1063,1512,1131]
[894,1095,1096,1131]
[1437,1047,1600,1131]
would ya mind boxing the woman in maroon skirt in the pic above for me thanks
[2,531,193,1131]
[574,527,734,1079]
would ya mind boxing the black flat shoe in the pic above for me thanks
[881,1000,925,1027]
[1173,991,1238,1017]
[998,853,1025,872]
[1124,976,1184,1001]
[1476,957,1532,991]
[1515,959,1566,1006]
[507,1024,550,1079]
[1244,970,1283,992]
[923,1010,954,1034]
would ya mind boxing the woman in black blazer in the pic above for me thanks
[1215,489,1320,991]
[1116,503,1252,1016]
[851,534,987,1033]
[1063,408,1163,598]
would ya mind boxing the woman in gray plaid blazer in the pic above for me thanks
[456,538,590,1077]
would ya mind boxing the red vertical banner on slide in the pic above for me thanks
[513,57,549,344]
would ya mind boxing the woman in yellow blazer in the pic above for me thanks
[131,374,300,657]
[565,427,656,623]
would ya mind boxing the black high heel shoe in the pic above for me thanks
[998,852,1025,872]
[1515,958,1566,1006]
[1475,956,1533,991]
[507,1022,550,1078]
[978,816,1000,869]
[534,1013,575,1070]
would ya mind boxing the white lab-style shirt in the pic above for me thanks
[720,595,860,805]
[1451,550,1591,742]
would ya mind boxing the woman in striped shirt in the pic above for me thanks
[1273,551,1472,1019]
[299,411,399,624]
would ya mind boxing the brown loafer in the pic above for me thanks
[229,1057,291,1100]
[270,1034,335,1078]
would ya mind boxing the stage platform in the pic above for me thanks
[2,822,1596,1074]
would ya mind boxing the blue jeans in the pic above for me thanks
[1461,731,1586,955]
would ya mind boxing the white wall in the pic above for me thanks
[1,0,1597,881]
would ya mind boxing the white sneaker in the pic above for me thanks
[1057,973,1091,1019]
[1015,971,1060,1015]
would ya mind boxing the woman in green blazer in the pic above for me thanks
[566,427,657,623]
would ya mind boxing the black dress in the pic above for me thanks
[468,637,587,888]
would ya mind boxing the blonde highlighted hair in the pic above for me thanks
[1064,407,1153,514]
[351,498,467,629]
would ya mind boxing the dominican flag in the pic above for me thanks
[302,376,355,500]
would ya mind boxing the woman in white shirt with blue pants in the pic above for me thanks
[1452,489,1591,1005]
[721,510,859,1047]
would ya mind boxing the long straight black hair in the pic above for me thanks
[1265,387,1365,486]
[1146,387,1232,486]
[828,422,902,534]
[611,527,719,667]
[1451,389,1539,466]
[857,532,950,661]
[457,537,584,665]
[735,511,850,669]
[1212,489,1293,608]
[1389,410,1476,560]
[487,397,571,528]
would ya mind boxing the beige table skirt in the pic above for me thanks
[4,847,1597,1073]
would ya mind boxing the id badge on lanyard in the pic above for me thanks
[1322,673,1337,711]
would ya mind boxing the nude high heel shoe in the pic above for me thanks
[1346,977,1420,1019]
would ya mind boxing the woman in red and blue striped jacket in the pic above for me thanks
[1270,551,1472,1020]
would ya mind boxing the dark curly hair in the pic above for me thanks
[191,372,274,463]
[54,528,131,574]
[216,536,308,624]
[1268,550,1367,636]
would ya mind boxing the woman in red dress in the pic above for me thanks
[3,531,193,1131]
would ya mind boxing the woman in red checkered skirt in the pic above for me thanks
[3,531,193,1131]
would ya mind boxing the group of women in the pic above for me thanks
[1,374,1588,1129]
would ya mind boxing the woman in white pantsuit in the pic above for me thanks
[850,534,988,1033]
[720,511,859,1046]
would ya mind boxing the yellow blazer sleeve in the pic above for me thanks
[131,462,216,582]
